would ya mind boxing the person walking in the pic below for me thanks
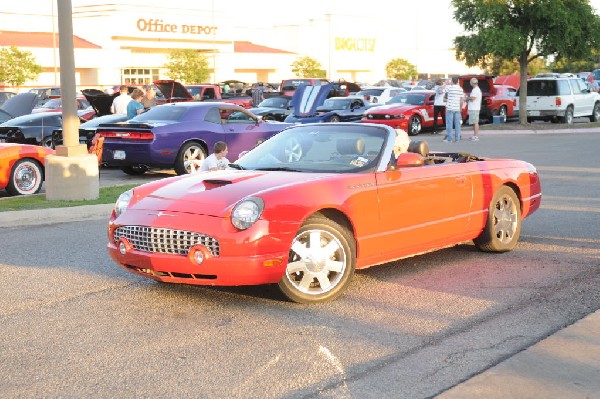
[251,83,264,107]
[200,141,230,172]
[468,78,482,141]
[443,76,465,143]
[110,85,131,115]
[433,79,446,134]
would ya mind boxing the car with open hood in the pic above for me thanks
[285,95,373,123]
[106,122,542,304]
[0,93,38,124]
[283,83,336,123]
[459,75,518,120]
[96,101,292,175]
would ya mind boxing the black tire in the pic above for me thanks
[474,186,522,252]
[6,158,44,196]
[408,115,422,135]
[498,105,507,118]
[560,106,574,124]
[328,115,341,123]
[121,165,148,175]
[591,102,600,122]
[175,142,207,175]
[278,215,356,304]
[43,136,54,149]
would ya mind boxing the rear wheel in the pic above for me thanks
[498,105,507,118]
[591,102,600,122]
[121,165,148,175]
[408,115,422,135]
[6,159,43,196]
[560,106,574,124]
[474,186,521,252]
[175,142,207,175]
[278,216,356,304]
[328,115,341,123]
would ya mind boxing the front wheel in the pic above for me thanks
[474,186,521,252]
[328,115,341,123]
[408,115,422,135]
[6,158,44,196]
[175,142,207,175]
[278,216,356,304]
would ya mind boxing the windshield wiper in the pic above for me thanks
[255,167,303,172]
[228,163,245,170]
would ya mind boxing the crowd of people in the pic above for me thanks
[109,84,158,118]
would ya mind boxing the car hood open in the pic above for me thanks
[128,169,331,216]
[0,93,38,123]
[290,84,333,117]
[153,80,194,102]
[81,89,116,116]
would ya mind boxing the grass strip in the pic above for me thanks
[0,184,138,212]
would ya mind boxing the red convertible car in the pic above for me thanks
[361,91,467,135]
[0,143,54,195]
[107,123,542,304]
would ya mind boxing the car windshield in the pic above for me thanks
[235,124,387,173]
[357,89,384,96]
[131,104,189,122]
[258,97,290,108]
[387,93,426,105]
[319,99,352,110]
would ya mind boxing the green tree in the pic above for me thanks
[385,58,417,81]
[291,56,326,78]
[0,46,41,86]
[452,0,600,124]
[164,49,210,84]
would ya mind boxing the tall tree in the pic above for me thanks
[452,0,600,124]
[291,56,326,78]
[0,46,41,87]
[385,58,417,81]
[164,49,210,84]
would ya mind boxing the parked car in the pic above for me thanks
[106,122,542,304]
[0,111,73,147]
[52,113,129,149]
[97,101,292,175]
[283,83,334,123]
[32,97,95,120]
[518,76,600,123]
[489,84,518,119]
[285,96,373,123]
[248,95,292,122]
[361,91,467,135]
[279,78,330,96]
[28,87,61,107]
[354,87,406,104]
[0,142,54,195]
[0,93,38,124]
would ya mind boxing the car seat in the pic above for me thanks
[408,140,429,157]
[336,138,365,155]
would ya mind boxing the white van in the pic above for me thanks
[522,76,600,123]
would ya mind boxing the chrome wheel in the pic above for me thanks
[278,216,355,303]
[7,159,43,196]
[499,105,507,118]
[329,115,341,123]
[474,186,522,252]
[408,115,422,135]
[175,142,207,175]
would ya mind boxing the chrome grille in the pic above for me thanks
[114,225,220,256]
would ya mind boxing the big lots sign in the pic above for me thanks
[137,18,218,35]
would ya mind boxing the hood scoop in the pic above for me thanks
[203,179,233,190]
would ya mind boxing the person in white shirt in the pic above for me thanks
[433,79,446,134]
[110,85,131,115]
[443,76,465,143]
[467,78,482,141]
[200,141,230,172]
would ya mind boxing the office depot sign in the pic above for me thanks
[137,18,218,35]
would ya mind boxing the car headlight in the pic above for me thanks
[114,189,133,218]
[231,197,264,230]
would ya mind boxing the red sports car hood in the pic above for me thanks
[369,103,419,113]
[128,170,332,216]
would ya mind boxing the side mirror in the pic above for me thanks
[396,152,425,168]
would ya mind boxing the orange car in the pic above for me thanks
[0,143,54,195]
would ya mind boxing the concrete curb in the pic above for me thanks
[0,203,114,228]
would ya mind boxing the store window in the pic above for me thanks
[122,68,161,85]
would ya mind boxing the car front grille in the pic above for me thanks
[114,225,220,257]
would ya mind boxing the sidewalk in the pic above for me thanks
[437,309,600,398]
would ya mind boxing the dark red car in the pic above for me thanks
[459,75,517,120]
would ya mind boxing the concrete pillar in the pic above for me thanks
[46,0,99,201]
